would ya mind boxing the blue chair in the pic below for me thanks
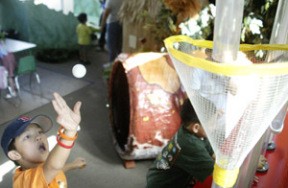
[14,55,40,91]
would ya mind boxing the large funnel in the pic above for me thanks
[165,35,288,187]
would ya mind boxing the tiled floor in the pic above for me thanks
[0,47,152,188]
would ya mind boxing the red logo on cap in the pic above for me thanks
[18,116,31,122]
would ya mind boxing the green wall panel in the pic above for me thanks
[0,0,101,50]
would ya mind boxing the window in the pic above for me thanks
[34,0,74,15]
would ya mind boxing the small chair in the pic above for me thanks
[14,55,40,91]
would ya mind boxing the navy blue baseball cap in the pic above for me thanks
[1,115,53,156]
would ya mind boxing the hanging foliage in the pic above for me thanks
[163,0,201,25]
[140,0,202,49]
[119,0,279,52]
[181,0,279,44]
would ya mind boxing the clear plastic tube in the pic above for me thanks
[265,0,288,148]
[270,102,288,134]
[269,0,288,44]
[266,0,288,62]
[211,1,245,187]
[212,0,245,63]
[268,0,288,133]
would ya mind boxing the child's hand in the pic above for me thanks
[52,92,82,131]
[252,175,259,186]
[72,157,87,169]
[63,157,87,172]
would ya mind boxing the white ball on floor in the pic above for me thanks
[72,64,86,78]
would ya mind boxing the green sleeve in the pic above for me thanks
[89,26,100,33]
[175,134,214,182]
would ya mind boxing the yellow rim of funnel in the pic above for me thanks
[213,164,239,187]
[164,35,288,76]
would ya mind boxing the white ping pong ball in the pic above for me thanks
[72,64,86,78]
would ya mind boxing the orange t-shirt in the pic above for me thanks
[13,164,67,188]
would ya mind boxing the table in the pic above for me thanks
[2,38,36,53]
[0,39,37,97]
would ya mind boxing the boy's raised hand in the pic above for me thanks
[52,92,82,131]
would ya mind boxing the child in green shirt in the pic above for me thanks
[146,99,215,188]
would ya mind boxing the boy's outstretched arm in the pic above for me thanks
[63,157,87,173]
[44,92,82,183]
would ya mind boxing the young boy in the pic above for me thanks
[1,92,86,187]
[146,99,215,188]
[76,12,100,65]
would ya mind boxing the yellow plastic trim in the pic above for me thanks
[213,164,239,187]
[164,35,288,76]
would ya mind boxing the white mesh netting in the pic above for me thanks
[165,36,288,172]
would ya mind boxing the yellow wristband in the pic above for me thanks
[58,126,78,141]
